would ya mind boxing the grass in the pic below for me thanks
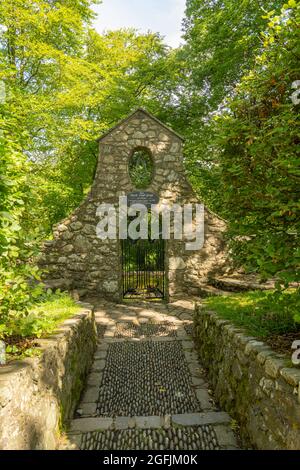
[202,289,300,339]
[1,292,82,360]
[25,292,82,336]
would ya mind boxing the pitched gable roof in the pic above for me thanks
[97,108,184,142]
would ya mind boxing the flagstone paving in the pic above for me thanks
[64,299,240,450]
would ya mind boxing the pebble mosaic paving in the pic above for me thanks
[96,341,199,417]
[79,425,220,450]
[114,321,177,338]
[65,299,240,451]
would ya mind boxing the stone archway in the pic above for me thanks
[40,109,227,301]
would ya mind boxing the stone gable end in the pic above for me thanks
[39,109,227,300]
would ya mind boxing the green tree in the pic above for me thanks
[178,0,284,212]
[0,0,176,236]
[0,0,98,320]
[215,1,300,288]
[0,90,43,325]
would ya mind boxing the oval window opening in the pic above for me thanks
[129,148,153,189]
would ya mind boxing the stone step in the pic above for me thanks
[198,284,234,298]
[65,412,238,451]
[209,276,275,292]
[69,411,231,434]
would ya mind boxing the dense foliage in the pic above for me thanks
[2,291,81,358]
[178,0,284,213]
[0,69,43,328]
[0,0,175,326]
[215,2,300,290]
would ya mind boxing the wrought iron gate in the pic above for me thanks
[122,237,165,299]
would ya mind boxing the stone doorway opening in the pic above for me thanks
[121,236,165,300]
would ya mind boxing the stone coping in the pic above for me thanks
[69,412,231,434]
[196,304,300,393]
[0,301,97,450]
[195,303,300,449]
[0,302,94,384]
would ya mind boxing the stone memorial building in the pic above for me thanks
[40,109,226,301]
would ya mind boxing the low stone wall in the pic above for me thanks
[0,304,97,450]
[194,304,300,450]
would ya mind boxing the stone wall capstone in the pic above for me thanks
[39,109,227,300]
[0,305,97,450]
[194,304,300,450]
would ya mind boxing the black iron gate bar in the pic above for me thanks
[122,237,165,299]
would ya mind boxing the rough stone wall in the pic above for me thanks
[39,109,227,300]
[0,306,97,450]
[194,305,300,450]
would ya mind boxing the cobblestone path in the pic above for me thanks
[65,299,239,450]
